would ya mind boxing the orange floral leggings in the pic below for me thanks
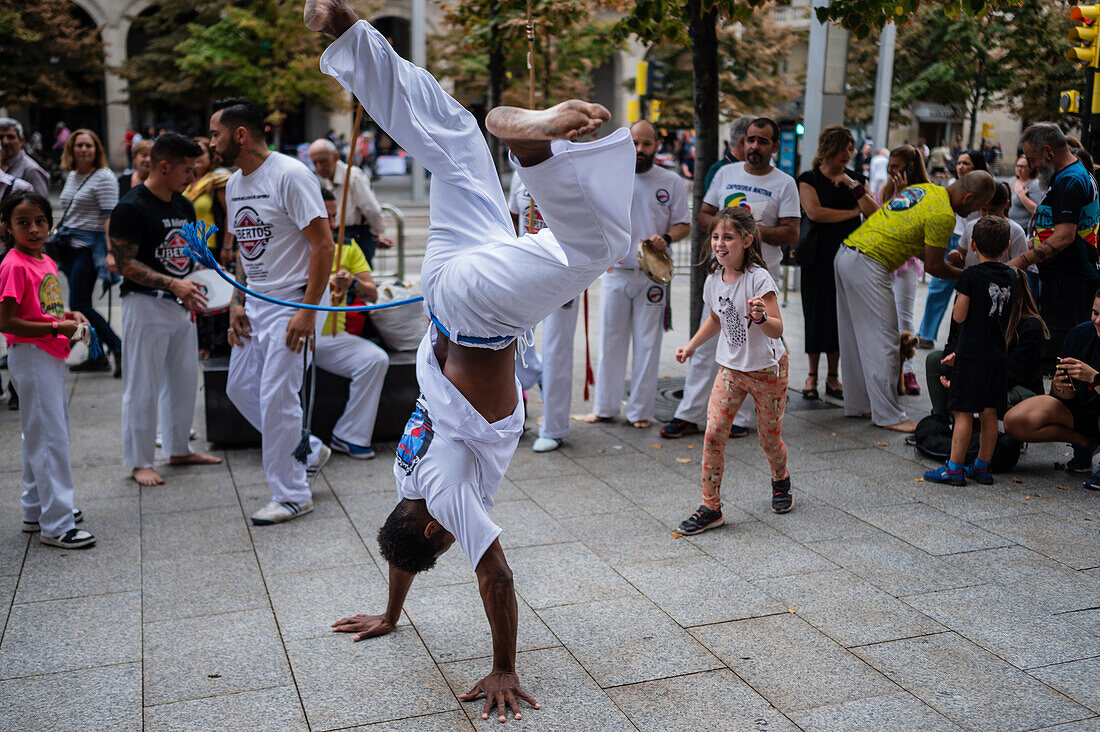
[702,355,789,511]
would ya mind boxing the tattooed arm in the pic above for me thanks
[112,235,208,311]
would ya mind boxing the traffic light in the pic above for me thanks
[1068,4,1100,67]
[635,61,648,97]
[651,100,663,122]
[795,122,805,136]
[647,61,667,95]
[627,99,641,124]
[1061,90,1082,113]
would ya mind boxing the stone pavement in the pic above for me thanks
[1,265,1099,731]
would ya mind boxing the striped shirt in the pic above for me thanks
[58,168,118,231]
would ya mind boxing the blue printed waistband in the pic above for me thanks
[428,310,514,346]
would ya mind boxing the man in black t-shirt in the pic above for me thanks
[109,133,222,487]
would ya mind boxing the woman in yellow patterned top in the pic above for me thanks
[184,138,232,263]
[834,173,994,433]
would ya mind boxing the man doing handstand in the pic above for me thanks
[305,0,635,723]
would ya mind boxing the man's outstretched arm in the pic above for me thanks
[331,563,414,640]
[459,539,539,723]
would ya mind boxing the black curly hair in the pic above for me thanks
[377,501,445,575]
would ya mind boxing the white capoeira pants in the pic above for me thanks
[835,246,907,426]
[10,344,77,539]
[313,331,389,447]
[672,308,756,428]
[121,295,198,468]
[891,264,919,374]
[319,22,634,351]
[593,269,666,422]
[539,298,580,439]
[228,291,326,504]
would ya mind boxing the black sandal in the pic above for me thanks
[825,372,844,400]
[802,372,820,400]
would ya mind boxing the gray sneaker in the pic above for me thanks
[251,499,314,525]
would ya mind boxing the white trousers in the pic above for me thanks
[593,269,666,423]
[319,21,634,348]
[891,265,919,373]
[227,294,325,503]
[10,344,77,538]
[673,308,720,426]
[538,299,580,439]
[313,331,389,447]
[835,246,907,426]
[121,296,198,468]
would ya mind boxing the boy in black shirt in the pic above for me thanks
[925,216,1015,486]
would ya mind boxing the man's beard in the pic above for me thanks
[636,154,655,174]
[746,150,766,167]
[1036,162,1055,189]
[218,139,241,167]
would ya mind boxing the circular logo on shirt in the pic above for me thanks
[157,228,195,277]
[886,186,926,212]
[655,188,670,204]
[646,284,665,305]
[234,206,272,261]
[38,274,64,318]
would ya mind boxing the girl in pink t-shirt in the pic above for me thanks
[0,192,95,549]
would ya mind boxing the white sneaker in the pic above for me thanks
[40,528,96,549]
[307,444,332,486]
[250,499,313,525]
[532,437,563,453]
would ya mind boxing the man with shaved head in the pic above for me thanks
[584,119,691,428]
[836,170,995,432]
[308,137,390,263]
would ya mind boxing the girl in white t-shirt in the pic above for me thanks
[673,206,790,535]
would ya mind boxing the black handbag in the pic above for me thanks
[794,215,819,267]
[45,173,91,260]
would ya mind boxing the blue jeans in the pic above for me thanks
[918,276,955,342]
[59,231,121,355]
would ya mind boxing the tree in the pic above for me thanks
[0,0,104,109]
[999,0,1079,128]
[816,0,1029,38]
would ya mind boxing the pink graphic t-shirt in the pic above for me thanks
[0,248,70,359]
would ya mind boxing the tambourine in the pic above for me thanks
[637,239,674,285]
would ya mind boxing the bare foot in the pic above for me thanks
[882,419,918,433]
[132,467,164,486]
[487,100,611,152]
[583,413,614,424]
[632,420,652,429]
[304,0,357,37]
[169,452,223,466]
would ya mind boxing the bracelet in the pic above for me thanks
[751,312,767,325]
[660,233,672,246]
[51,321,58,335]
[851,184,866,199]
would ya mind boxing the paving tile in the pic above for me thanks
[1063,608,1100,637]
[571,508,703,566]
[351,710,476,730]
[267,563,408,643]
[506,447,588,481]
[489,499,576,549]
[853,632,1092,731]
[14,497,140,603]
[143,552,268,622]
[0,574,13,638]
[978,513,1100,570]
[320,454,400,496]
[947,546,1100,614]
[0,591,140,679]
[537,595,720,687]
[0,529,27,578]
[606,668,800,732]
[286,631,457,730]
[757,569,945,647]
[70,463,140,502]
[752,494,877,543]
[145,685,308,732]
[141,505,251,560]
[810,532,982,596]
[915,481,1037,523]
[441,647,635,731]
[616,555,783,626]
[685,519,836,580]
[143,609,292,705]
[573,453,686,493]
[850,502,1011,555]
[796,468,915,511]
[508,542,638,609]
[1037,718,1100,731]
[236,479,349,521]
[404,581,558,663]
[250,515,372,574]
[139,469,239,515]
[690,613,896,711]
[512,474,634,519]
[0,662,140,731]
[789,691,964,732]
[1030,658,1100,714]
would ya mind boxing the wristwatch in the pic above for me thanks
[1092,371,1100,388]
[659,233,672,246]
[51,322,58,336]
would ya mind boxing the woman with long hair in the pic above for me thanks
[796,125,878,400]
[57,129,122,375]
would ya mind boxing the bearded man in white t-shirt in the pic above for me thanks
[694,118,799,437]
[210,98,336,526]
[584,120,691,429]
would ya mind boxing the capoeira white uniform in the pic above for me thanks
[226,152,330,504]
[592,166,690,423]
[319,20,633,564]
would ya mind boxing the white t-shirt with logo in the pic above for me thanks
[506,177,548,233]
[226,152,327,296]
[703,162,800,272]
[616,165,690,269]
[703,265,785,373]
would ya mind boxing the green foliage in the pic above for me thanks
[0,0,104,109]
[815,0,1022,39]
[610,0,770,44]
